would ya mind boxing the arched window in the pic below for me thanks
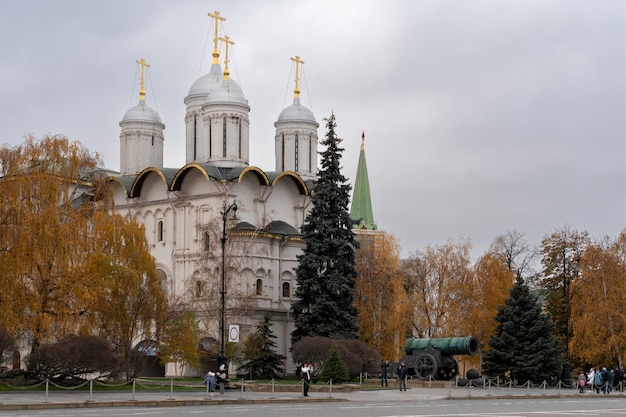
[282,282,291,298]
[157,220,164,242]
[195,280,204,298]
[256,279,263,296]
[203,231,210,252]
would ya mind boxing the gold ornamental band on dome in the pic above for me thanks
[290,56,304,98]
[208,11,226,64]
[135,58,150,101]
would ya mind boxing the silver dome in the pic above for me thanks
[204,78,249,108]
[187,63,223,98]
[121,99,163,124]
[276,97,316,124]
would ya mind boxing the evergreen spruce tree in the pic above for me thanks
[239,313,286,379]
[290,114,359,344]
[483,277,562,384]
[319,346,350,384]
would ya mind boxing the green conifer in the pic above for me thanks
[290,114,359,344]
[483,277,562,384]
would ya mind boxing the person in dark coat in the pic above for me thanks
[397,362,408,391]
[380,360,390,387]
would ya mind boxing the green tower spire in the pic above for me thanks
[350,131,377,230]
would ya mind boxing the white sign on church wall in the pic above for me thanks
[228,325,239,343]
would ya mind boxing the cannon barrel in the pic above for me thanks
[404,336,479,356]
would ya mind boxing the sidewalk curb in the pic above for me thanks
[0,396,346,411]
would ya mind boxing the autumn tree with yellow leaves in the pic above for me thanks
[403,238,473,338]
[0,135,169,376]
[570,230,626,369]
[354,233,411,361]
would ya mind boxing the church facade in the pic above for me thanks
[107,13,319,376]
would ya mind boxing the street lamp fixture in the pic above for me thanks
[218,202,237,375]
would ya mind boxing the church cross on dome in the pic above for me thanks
[290,55,304,98]
[135,58,150,101]
[208,11,226,64]
[218,35,235,80]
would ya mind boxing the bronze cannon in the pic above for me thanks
[401,336,479,380]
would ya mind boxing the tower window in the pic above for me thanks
[309,135,313,172]
[281,134,285,170]
[151,135,154,146]
[208,116,212,158]
[256,278,263,296]
[282,282,291,298]
[238,117,242,158]
[294,134,299,171]
[223,117,227,157]
[193,115,198,160]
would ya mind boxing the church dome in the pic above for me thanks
[187,63,223,99]
[276,97,316,124]
[121,99,163,124]
[204,78,249,108]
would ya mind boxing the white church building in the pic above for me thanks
[107,12,319,376]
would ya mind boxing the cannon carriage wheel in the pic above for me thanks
[414,353,438,380]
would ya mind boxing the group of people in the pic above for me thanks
[578,367,625,394]
[203,364,228,394]
[381,360,408,391]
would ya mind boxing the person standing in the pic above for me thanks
[301,362,311,397]
[216,364,227,394]
[203,370,216,393]
[577,371,586,393]
[398,362,408,391]
[380,360,390,387]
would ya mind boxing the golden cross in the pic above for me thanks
[290,56,304,98]
[135,58,150,100]
[218,35,235,80]
[208,11,226,64]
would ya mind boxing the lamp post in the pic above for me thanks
[218,202,237,374]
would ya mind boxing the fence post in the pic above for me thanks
[239,378,244,399]
[270,378,275,399]
[131,379,136,401]
[44,379,49,403]
[328,379,333,398]
[87,379,94,402]
[168,378,175,400]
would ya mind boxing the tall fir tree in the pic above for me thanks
[239,313,286,379]
[290,114,359,344]
[483,277,562,384]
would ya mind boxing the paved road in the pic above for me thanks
[0,386,625,416]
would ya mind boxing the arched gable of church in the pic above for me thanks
[106,177,131,205]
[130,168,170,201]
[265,172,307,227]
[174,164,216,196]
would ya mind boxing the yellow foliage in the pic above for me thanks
[354,233,411,361]
[570,231,626,367]
[0,135,168,362]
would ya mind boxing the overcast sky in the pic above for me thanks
[1,0,624,259]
